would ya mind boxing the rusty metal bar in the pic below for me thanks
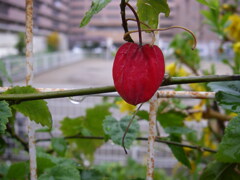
[146,93,158,180]
[25,0,37,179]
[156,90,215,99]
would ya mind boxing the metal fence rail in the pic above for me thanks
[3,51,84,81]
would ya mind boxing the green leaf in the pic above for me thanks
[4,86,52,128]
[51,138,67,157]
[85,104,111,136]
[74,139,104,156]
[0,100,12,134]
[157,110,186,128]
[60,116,86,136]
[38,165,81,180]
[37,151,76,175]
[167,135,191,169]
[0,137,6,155]
[137,0,170,29]
[164,127,195,135]
[37,152,57,175]
[0,60,12,83]
[0,162,9,177]
[216,115,240,163]
[196,0,219,9]
[6,162,29,180]
[60,116,103,157]
[103,115,139,148]
[80,0,112,27]
[36,127,51,133]
[208,81,240,113]
[200,161,239,180]
[136,110,149,120]
[81,169,103,180]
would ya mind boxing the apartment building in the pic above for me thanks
[0,0,218,54]
[0,0,70,56]
[0,0,70,34]
[69,0,218,48]
[69,0,179,47]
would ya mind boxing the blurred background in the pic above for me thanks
[0,0,238,179]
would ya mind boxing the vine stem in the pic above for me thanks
[25,0,37,179]
[146,93,158,180]
[0,75,239,101]
[120,0,133,42]
[125,2,143,46]
[122,103,143,154]
[36,135,217,153]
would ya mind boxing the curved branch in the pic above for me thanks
[0,74,239,101]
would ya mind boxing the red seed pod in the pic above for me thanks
[112,42,165,105]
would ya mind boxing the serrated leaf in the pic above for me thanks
[0,100,12,134]
[208,81,240,113]
[4,86,52,128]
[85,104,111,136]
[80,0,112,27]
[200,161,239,180]
[6,162,29,180]
[167,135,191,169]
[38,165,81,180]
[51,138,67,157]
[103,115,139,148]
[216,115,240,163]
[137,0,170,29]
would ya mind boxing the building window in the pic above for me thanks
[0,3,9,15]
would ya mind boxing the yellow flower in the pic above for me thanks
[189,83,206,91]
[233,42,240,53]
[166,63,177,76]
[178,67,189,76]
[116,99,136,113]
[202,128,217,156]
[229,112,238,117]
[186,100,206,121]
[166,63,189,77]
[225,14,240,41]
[222,3,230,10]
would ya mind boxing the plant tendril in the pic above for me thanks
[122,103,144,154]
[124,26,197,50]
[126,18,156,46]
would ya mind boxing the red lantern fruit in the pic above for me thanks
[112,42,165,105]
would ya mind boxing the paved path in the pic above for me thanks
[31,58,114,88]
[31,58,232,88]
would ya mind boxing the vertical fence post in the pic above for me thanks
[25,0,37,179]
[146,93,158,180]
